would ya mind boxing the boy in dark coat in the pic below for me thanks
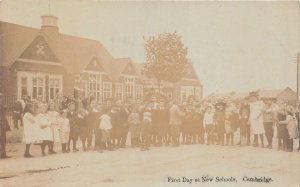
[214,102,226,145]
[77,108,88,151]
[12,100,23,129]
[238,102,250,145]
[67,102,79,152]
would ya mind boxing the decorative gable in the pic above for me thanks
[85,57,105,72]
[20,35,59,62]
[122,62,137,75]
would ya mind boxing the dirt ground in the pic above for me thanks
[0,141,300,187]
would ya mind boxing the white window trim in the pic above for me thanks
[115,83,124,101]
[102,82,112,101]
[123,75,136,99]
[85,72,102,101]
[135,84,143,100]
[17,71,63,101]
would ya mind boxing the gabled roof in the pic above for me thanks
[47,33,113,74]
[0,21,39,66]
[258,88,295,99]
[205,87,296,101]
[84,56,106,72]
[0,21,113,75]
[111,58,140,81]
[133,61,202,86]
[19,35,60,62]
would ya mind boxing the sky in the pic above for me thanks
[0,0,299,96]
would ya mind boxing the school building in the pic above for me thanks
[0,14,202,106]
[205,87,297,104]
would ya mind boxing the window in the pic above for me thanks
[49,78,61,100]
[125,84,134,98]
[115,83,123,101]
[87,73,101,101]
[103,82,112,100]
[32,77,44,100]
[136,85,143,100]
[21,77,27,97]
[124,76,135,99]
[181,87,187,102]
[194,87,201,100]
[17,71,62,101]
[189,87,194,96]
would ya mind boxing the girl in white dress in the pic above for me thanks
[59,110,70,153]
[36,103,55,156]
[22,103,38,158]
[48,102,60,152]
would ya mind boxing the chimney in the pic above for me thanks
[41,14,59,37]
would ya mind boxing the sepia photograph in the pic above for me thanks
[0,0,299,186]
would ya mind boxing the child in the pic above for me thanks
[98,109,114,153]
[128,107,141,148]
[276,106,287,151]
[48,102,60,153]
[225,104,235,146]
[59,109,70,153]
[36,103,55,156]
[67,102,79,152]
[214,102,226,145]
[238,102,250,146]
[278,106,298,152]
[22,103,38,158]
[92,104,103,151]
[203,106,214,145]
[77,108,88,151]
[140,107,152,151]
[194,105,204,144]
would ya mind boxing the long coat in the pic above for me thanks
[249,101,265,134]
[0,105,10,133]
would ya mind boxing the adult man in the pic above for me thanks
[248,91,265,148]
[0,93,11,159]
[263,99,277,149]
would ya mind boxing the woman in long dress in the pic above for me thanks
[248,92,265,147]
[22,103,38,158]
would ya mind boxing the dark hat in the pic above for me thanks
[215,102,226,108]
[248,91,259,98]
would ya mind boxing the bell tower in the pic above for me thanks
[41,14,59,36]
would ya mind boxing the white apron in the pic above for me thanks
[22,113,39,144]
[249,100,265,134]
[48,111,61,143]
[36,113,54,141]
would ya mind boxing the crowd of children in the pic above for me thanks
[15,91,300,158]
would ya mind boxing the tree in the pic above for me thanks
[143,32,189,94]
